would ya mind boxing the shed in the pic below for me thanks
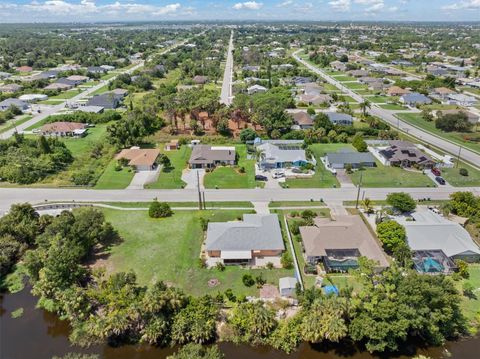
[279,277,298,297]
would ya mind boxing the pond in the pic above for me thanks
[1,287,478,359]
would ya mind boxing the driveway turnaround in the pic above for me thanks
[182,168,205,189]
[127,168,160,190]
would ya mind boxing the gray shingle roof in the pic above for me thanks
[206,214,285,252]
[326,151,375,165]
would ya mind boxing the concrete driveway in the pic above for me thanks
[255,165,281,189]
[127,168,160,190]
[182,169,205,189]
[336,169,355,188]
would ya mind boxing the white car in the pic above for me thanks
[272,171,285,179]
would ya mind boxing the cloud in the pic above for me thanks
[442,0,480,10]
[21,1,181,17]
[233,1,263,10]
[354,0,384,12]
[329,0,351,12]
[277,0,293,7]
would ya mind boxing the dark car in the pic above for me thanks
[255,175,268,181]
[431,168,441,176]
[435,176,446,185]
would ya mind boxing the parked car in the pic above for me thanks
[272,171,285,179]
[435,176,446,185]
[255,175,268,181]
[431,168,441,176]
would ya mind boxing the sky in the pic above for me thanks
[0,0,478,23]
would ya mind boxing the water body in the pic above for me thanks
[1,287,478,359]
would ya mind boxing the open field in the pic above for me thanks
[379,104,406,111]
[350,160,435,188]
[334,75,357,82]
[95,159,135,189]
[441,163,480,187]
[49,89,81,99]
[284,143,344,188]
[100,73,116,81]
[367,95,389,103]
[97,201,254,208]
[458,265,480,322]
[145,146,191,189]
[342,82,368,90]
[204,145,256,189]
[396,112,480,154]
[100,208,294,296]
[90,84,110,96]
[0,115,32,134]
[269,201,326,208]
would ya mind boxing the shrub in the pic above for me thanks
[459,168,469,177]
[289,211,299,217]
[255,274,266,287]
[386,192,416,213]
[216,262,225,272]
[455,259,469,279]
[281,252,294,269]
[301,209,317,221]
[266,262,274,270]
[199,217,209,231]
[238,166,245,173]
[148,201,173,218]
[197,257,206,269]
[225,289,236,302]
[242,274,255,287]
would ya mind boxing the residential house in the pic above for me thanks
[387,86,410,96]
[255,139,308,169]
[300,215,389,271]
[298,93,332,106]
[325,150,376,169]
[242,65,260,72]
[379,140,435,168]
[397,210,480,262]
[77,106,104,114]
[0,84,23,93]
[348,69,369,77]
[40,122,87,137]
[0,71,11,79]
[44,82,73,91]
[66,75,89,83]
[0,98,29,111]
[192,75,208,85]
[291,111,314,130]
[292,76,312,85]
[115,147,161,171]
[87,66,107,74]
[86,92,123,109]
[57,77,82,87]
[247,84,267,95]
[205,214,285,267]
[447,93,477,107]
[431,87,456,101]
[16,66,32,73]
[330,61,347,72]
[400,92,432,106]
[188,145,236,169]
[325,112,354,126]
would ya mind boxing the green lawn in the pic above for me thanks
[269,201,326,208]
[145,146,191,189]
[61,125,107,154]
[342,82,368,90]
[50,89,81,99]
[420,104,461,111]
[350,160,435,188]
[339,95,357,103]
[441,163,480,187]
[95,159,135,189]
[367,95,389,103]
[324,83,341,92]
[38,99,65,105]
[101,72,116,81]
[96,201,254,208]
[335,76,357,82]
[285,143,345,188]
[204,145,255,189]
[0,115,32,134]
[90,84,109,96]
[379,104,406,111]
[80,80,99,88]
[458,265,480,322]
[396,112,480,155]
[100,209,293,296]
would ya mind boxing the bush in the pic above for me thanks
[216,262,225,272]
[225,289,236,302]
[148,201,173,218]
[239,166,245,173]
[255,274,266,287]
[301,210,317,221]
[386,192,416,213]
[455,259,469,279]
[289,211,299,217]
[266,262,274,270]
[459,168,469,177]
[281,252,294,269]
[242,274,255,287]
[199,217,209,231]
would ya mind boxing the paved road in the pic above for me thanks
[1,186,479,215]
[293,50,480,168]
[220,31,234,106]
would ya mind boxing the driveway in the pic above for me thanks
[255,165,281,189]
[127,168,160,190]
[182,169,205,189]
[425,169,452,187]
[336,169,355,188]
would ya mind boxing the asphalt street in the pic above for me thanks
[220,31,234,106]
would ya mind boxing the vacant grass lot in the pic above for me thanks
[334,75,357,82]
[285,143,345,188]
[95,159,134,189]
[342,82,368,90]
[396,112,480,154]
[204,145,255,189]
[458,265,480,322]
[366,95,389,103]
[349,160,435,188]
[442,163,480,187]
[90,84,109,96]
[50,89,81,99]
[146,146,191,189]
[379,104,406,111]
[101,209,293,296]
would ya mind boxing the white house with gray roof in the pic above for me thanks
[255,139,309,169]
[205,214,285,267]
[397,210,480,262]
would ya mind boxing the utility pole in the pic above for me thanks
[355,172,363,209]
[197,170,202,210]
[202,192,206,210]
[456,146,462,168]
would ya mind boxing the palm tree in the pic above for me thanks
[360,99,371,116]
